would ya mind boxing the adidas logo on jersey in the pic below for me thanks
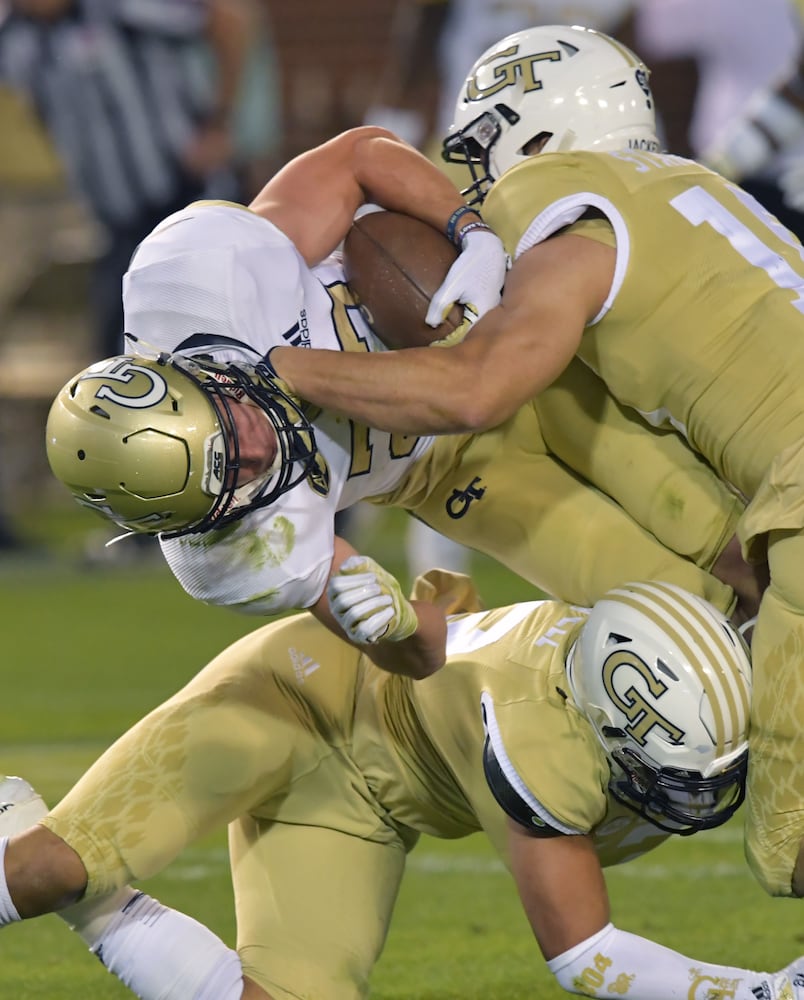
[282,310,311,348]
[289,647,320,684]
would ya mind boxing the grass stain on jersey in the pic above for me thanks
[182,517,296,567]
[237,515,295,568]
[659,490,686,520]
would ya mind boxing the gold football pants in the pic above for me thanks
[44,614,412,999]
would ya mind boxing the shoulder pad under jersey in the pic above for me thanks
[481,692,581,838]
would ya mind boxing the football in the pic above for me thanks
[343,210,464,349]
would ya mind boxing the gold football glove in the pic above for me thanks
[327,555,418,644]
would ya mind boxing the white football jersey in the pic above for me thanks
[122,202,433,614]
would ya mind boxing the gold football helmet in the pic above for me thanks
[46,353,320,538]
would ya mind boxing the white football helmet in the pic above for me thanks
[567,581,752,835]
[442,24,659,204]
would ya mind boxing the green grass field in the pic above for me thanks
[2,505,802,998]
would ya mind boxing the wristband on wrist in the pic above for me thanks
[446,205,482,246]
[457,220,493,246]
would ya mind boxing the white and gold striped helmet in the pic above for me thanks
[567,581,752,835]
[442,24,659,204]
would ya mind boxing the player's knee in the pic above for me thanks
[745,823,804,898]
[7,825,88,916]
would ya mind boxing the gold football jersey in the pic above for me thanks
[356,598,670,868]
[484,151,804,894]
[483,149,804,501]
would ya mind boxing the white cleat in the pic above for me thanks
[0,776,48,835]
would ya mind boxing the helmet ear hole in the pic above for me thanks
[521,131,552,156]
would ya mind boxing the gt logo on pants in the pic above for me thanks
[446,477,486,519]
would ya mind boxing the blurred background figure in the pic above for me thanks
[0,0,258,362]
[0,0,280,560]
[0,74,84,555]
[634,0,804,239]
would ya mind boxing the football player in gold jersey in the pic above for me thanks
[4,573,801,1000]
[262,27,804,898]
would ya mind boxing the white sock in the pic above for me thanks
[60,885,141,943]
[82,889,244,1000]
[0,837,21,926]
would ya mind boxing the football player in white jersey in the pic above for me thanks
[3,574,802,1000]
[46,194,508,680]
[259,28,804,899]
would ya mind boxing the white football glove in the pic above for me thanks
[327,555,418,645]
[425,229,507,328]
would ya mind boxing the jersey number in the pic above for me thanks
[671,184,804,313]
[325,281,419,477]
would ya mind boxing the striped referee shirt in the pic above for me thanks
[0,0,217,226]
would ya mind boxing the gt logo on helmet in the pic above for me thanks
[80,360,169,410]
[465,44,560,102]
[602,650,685,747]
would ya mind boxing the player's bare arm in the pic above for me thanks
[272,232,612,435]
[249,126,476,268]
[312,535,447,679]
[507,822,610,961]
[508,820,804,995]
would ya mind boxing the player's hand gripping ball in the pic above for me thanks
[343,210,465,349]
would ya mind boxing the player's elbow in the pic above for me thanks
[438,383,515,433]
[432,339,524,431]
[340,125,409,164]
